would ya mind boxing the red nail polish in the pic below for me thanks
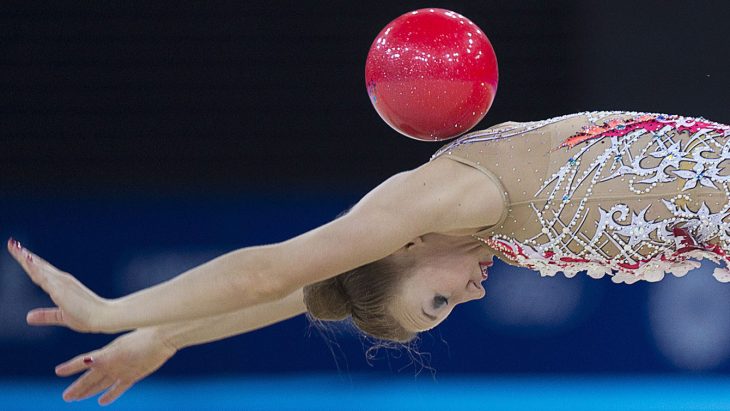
[83,356,94,365]
[9,238,21,249]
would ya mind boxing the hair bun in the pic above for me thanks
[303,276,351,321]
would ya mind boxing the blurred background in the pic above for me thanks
[2,0,730,409]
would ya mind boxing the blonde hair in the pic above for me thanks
[303,258,417,343]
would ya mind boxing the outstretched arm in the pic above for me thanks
[55,288,306,405]
[155,286,306,349]
[12,157,503,333]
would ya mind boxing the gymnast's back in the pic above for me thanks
[431,111,730,284]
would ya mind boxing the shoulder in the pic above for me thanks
[384,156,506,234]
[337,155,504,238]
[271,157,506,290]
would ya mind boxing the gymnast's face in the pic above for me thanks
[389,234,492,332]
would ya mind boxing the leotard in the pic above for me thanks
[432,111,730,284]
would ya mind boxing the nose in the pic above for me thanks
[465,280,485,301]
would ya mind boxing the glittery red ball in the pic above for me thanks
[365,8,499,141]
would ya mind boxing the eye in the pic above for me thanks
[432,295,449,310]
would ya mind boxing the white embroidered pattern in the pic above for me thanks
[448,111,730,283]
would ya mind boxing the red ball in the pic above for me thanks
[365,8,499,141]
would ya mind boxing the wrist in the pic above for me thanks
[147,326,181,353]
[151,323,189,352]
[98,298,128,333]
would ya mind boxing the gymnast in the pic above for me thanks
[9,110,730,404]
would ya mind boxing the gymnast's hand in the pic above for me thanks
[55,327,177,405]
[7,238,111,333]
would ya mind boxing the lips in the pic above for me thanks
[478,261,492,281]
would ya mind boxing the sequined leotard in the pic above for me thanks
[431,111,730,284]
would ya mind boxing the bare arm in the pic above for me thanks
[158,287,306,350]
[54,288,307,405]
[12,157,503,333]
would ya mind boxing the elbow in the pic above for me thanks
[257,272,290,301]
[231,268,288,304]
[235,252,292,303]
[227,244,303,304]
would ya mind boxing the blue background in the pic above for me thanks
[2,0,730,408]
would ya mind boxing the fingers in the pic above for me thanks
[6,238,53,291]
[27,307,66,326]
[7,238,53,267]
[98,380,133,406]
[56,352,95,377]
[63,369,105,401]
[7,238,37,276]
[75,375,115,402]
[6,237,23,254]
[58,353,119,403]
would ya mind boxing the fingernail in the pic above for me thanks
[25,252,33,262]
[83,356,94,365]
[8,237,20,249]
